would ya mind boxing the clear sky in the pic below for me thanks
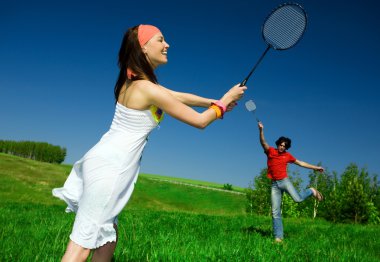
[1,0,379,188]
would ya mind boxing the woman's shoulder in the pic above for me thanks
[133,80,168,97]
[131,80,161,92]
[132,79,156,87]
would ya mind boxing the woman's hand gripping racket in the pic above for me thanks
[240,2,307,86]
[245,100,260,122]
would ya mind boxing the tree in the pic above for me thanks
[308,164,333,219]
[0,140,66,164]
[281,170,309,218]
[339,164,372,223]
[245,168,271,216]
[320,171,341,222]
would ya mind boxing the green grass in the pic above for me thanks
[0,153,246,215]
[140,173,246,193]
[1,203,379,261]
[0,153,72,205]
[129,177,246,215]
[1,153,380,261]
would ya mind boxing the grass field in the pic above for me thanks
[140,173,246,193]
[1,153,379,261]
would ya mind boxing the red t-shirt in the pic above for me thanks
[266,147,296,180]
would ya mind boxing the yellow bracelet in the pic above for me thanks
[210,104,222,119]
[211,102,225,118]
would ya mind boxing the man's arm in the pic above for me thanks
[294,160,324,172]
[258,122,270,153]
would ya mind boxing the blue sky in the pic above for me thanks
[1,0,379,188]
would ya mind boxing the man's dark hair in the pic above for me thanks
[275,136,292,150]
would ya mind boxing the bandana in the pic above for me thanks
[127,24,161,79]
[138,24,161,47]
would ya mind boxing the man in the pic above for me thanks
[258,121,324,243]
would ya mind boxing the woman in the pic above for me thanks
[258,121,324,243]
[52,24,246,261]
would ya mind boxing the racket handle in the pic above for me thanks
[240,45,271,86]
[240,79,248,87]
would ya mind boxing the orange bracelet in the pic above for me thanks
[211,103,225,119]
[216,104,225,118]
[210,104,222,119]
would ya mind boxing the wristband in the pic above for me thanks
[209,104,223,119]
[213,100,227,113]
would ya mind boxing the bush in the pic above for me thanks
[223,183,233,190]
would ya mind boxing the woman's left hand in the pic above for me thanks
[226,101,238,112]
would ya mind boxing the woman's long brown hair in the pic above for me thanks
[114,25,158,103]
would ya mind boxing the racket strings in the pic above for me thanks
[263,5,306,50]
[245,100,256,111]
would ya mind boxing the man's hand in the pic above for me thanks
[315,166,325,172]
[258,121,264,130]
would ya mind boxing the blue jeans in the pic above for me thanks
[271,177,313,239]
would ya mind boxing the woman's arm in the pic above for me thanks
[160,85,215,107]
[146,82,246,129]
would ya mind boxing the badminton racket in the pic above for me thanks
[240,2,307,86]
[245,100,260,122]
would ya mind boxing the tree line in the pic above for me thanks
[246,163,380,224]
[0,140,66,164]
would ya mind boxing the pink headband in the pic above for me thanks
[127,24,161,79]
[137,24,161,47]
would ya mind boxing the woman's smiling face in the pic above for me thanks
[143,33,170,69]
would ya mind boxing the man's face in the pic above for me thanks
[277,142,287,153]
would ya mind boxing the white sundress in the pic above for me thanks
[52,102,162,249]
